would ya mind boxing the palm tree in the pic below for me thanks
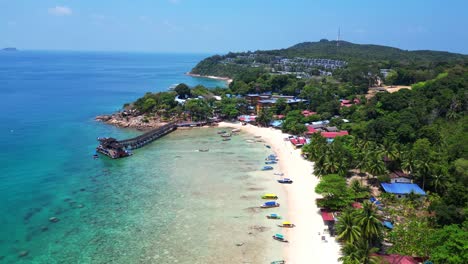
[356,201,382,245]
[336,210,361,244]
[338,239,380,264]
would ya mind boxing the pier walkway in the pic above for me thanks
[97,121,214,158]
[118,122,178,150]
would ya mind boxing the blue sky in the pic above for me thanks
[1,0,467,54]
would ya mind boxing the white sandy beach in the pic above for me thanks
[219,122,341,264]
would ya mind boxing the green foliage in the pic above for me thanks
[388,217,435,257]
[315,174,352,210]
[281,110,307,134]
[429,223,468,264]
[174,83,191,98]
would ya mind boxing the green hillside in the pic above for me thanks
[190,39,468,79]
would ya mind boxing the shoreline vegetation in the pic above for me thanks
[97,40,467,263]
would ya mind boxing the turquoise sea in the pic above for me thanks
[0,52,287,263]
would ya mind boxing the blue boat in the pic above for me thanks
[265,145,271,148]
[266,154,278,161]
[261,166,274,171]
[261,201,280,208]
[277,178,293,184]
[272,233,288,242]
[265,160,277,165]
[266,213,282,219]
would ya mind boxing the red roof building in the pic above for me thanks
[306,125,318,135]
[321,131,349,138]
[320,210,335,222]
[302,110,317,117]
[352,202,363,209]
[376,254,418,264]
[290,137,307,147]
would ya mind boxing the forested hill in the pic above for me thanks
[190,39,468,78]
[280,40,467,62]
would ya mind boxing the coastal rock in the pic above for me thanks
[49,217,60,223]
[18,251,29,257]
[96,112,169,130]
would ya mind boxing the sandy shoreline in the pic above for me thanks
[219,122,341,264]
[186,72,233,85]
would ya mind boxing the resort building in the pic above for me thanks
[380,183,426,199]
[389,171,412,184]
[244,93,307,114]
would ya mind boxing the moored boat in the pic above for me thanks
[265,160,277,165]
[220,133,231,138]
[222,138,231,141]
[274,172,284,176]
[271,261,286,264]
[266,213,282,219]
[261,193,278,199]
[217,130,227,134]
[232,128,241,132]
[277,221,295,228]
[198,149,209,152]
[261,201,280,208]
[261,166,274,171]
[277,178,293,184]
[272,233,288,242]
[265,145,271,148]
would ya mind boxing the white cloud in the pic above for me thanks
[48,6,72,16]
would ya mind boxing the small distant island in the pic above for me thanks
[2,47,18,52]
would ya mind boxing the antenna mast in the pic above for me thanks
[337,27,341,47]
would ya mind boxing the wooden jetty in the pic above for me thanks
[96,122,178,159]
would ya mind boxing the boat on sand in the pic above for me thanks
[272,233,288,242]
[261,201,280,208]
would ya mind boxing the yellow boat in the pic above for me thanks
[261,193,278,199]
[277,221,295,228]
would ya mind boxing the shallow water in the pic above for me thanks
[0,52,287,263]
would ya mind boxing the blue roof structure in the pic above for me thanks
[381,183,426,195]
[383,221,394,229]
[270,120,283,127]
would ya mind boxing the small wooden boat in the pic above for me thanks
[220,133,231,138]
[254,136,261,138]
[265,145,271,148]
[261,201,280,208]
[222,138,231,141]
[265,161,277,165]
[217,130,227,134]
[198,149,209,152]
[274,173,284,176]
[246,139,255,143]
[277,221,295,228]
[261,166,274,171]
[266,214,281,219]
[277,178,293,184]
[232,128,241,132]
[266,154,278,161]
[93,154,99,159]
[261,193,278,199]
[271,261,286,264]
[272,233,288,242]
